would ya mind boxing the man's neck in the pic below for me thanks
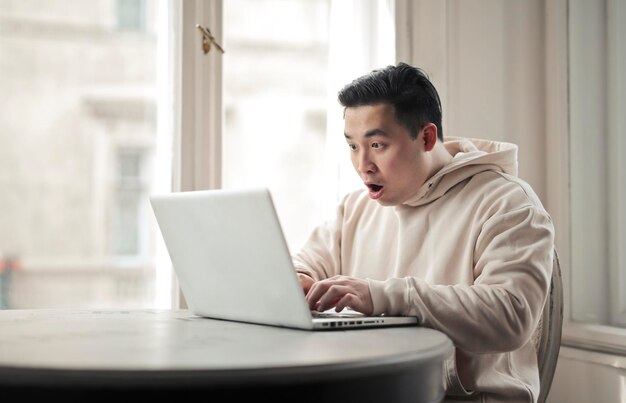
[427,141,454,179]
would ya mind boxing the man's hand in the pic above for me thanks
[297,272,315,295]
[305,275,374,315]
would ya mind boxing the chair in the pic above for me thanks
[535,248,564,403]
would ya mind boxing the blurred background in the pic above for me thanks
[0,0,393,309]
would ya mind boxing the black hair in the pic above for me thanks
[337,63,443,141]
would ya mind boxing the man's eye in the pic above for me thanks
[348,144,357,151]
[371,142,384,149]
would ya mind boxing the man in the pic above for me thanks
[292,63,554,402]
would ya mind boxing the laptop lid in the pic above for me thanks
[150,188,316,329]
[150,188,418,330]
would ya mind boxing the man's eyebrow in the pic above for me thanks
[344,129,389,139]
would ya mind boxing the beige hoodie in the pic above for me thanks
[292,137,555,402]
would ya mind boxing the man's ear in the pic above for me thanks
[422,123,438,152]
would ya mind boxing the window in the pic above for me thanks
[0,0,394,310]
[117,0,146,32]
[222,0,395,251]
[112,148,150,258]
[0,0,173,309]
[566,0,626,351]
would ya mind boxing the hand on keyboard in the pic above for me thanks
[311,308,365,318]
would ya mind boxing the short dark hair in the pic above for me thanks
[337,63,443,141]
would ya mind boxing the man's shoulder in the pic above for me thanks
[470,170,548,215]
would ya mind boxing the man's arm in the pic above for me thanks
[370,206,554,353]
[292,196,348,290]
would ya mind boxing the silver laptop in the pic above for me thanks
[149,188,418,330]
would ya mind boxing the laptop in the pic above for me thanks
[149,187,418,330]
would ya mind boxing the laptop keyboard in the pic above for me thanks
[311,310,365,318]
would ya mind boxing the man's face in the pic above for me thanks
[344,103,431,206]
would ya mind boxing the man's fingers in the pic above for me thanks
[335,293,360,312]
[306,278,343,308]
[315,284,352,312]
[306,276,373,314]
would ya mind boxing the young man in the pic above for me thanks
[292,63,554,402]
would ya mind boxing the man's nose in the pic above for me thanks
[357,152,376,174]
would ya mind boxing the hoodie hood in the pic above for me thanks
[402,136,519,207]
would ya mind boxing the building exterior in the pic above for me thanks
[0,0,159,308]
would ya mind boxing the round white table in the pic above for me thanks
[0,309,453,402]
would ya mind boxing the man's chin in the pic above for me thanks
[373,196,399,207]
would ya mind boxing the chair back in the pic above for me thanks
[536,249,564,403]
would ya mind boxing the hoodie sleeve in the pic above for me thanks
[368,205,554,354]
[291,198,345,281]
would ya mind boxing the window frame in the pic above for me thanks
[175,0,223,194]
[171,0,224,308]
[550,0,626,357]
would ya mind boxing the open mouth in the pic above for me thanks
[366,183,384,199]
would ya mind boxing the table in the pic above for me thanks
[0,309,453,402]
